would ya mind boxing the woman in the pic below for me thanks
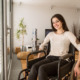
[28,14,80,80]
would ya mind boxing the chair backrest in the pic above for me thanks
[68,43,75,64]
[68,43,75,55]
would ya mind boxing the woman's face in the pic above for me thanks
[52,17,63,30]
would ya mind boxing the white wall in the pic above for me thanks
[77,10,80,34]
[13,3,80,48]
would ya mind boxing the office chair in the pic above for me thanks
[18,42,75,80]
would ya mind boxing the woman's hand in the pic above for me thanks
[37,48,43,58]
[74,61,80,77]
[38,53,42,58]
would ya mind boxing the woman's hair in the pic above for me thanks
[51,14,69,31]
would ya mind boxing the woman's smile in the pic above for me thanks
[52,17,63,30]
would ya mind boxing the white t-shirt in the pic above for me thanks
[39,31,80,56]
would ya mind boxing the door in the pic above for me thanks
[0,0,13,80]
[0,0,3,80]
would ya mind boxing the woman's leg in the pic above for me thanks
[38,61,59,80]
[28,58,51,80]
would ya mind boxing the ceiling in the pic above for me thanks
[13,0,80,9]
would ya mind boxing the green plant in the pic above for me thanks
[16,18,27,46]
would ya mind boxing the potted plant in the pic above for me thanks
[16,18,27,51]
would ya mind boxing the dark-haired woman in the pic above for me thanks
[28,14,80,80]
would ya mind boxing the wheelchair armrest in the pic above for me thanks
[57,54,74,79]
[26,50,47,69]
[29,50,46,55]
[59,54,73,60]
[27,50,46,60]
[18,68,30,80]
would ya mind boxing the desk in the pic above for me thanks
[17,51,34,60]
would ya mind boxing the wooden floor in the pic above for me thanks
[20,60,27,76]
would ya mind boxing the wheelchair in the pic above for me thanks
[18,43,75,80]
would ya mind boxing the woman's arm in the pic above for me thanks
[67,31,80,51]
[66,32,80,76]
[38,33,51,58]
[74,51,80,77]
